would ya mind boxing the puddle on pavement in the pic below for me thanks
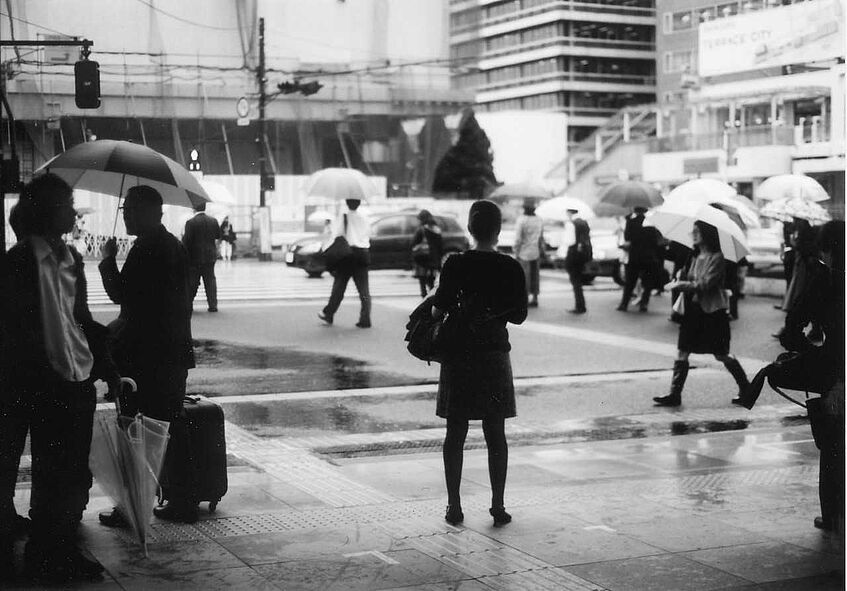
[190,339,428,395]
[670,419,750,435]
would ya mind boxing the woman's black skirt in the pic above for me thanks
[437,350,516,420]
[678,299,731,356]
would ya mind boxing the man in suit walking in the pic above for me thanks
[617,207,662,313]
[98,185,198,524]
[183,202,221,312]
[564,208,592,315]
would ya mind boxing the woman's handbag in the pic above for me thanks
[671,292,686,315]
[322,214,352,272]
[405,296,465,364]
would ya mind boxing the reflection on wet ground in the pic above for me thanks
[190,339,428,396]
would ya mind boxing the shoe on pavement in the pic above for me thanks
[153,501,198,524]
[355,321,371,328]
[207,307,218,312]
[616,305,627,312]
[814,516,834,531]
[24,547,103,584]
[98,507,128,528]
[653,395,681,407]
[568,309,586,315]
[317,311,333,325]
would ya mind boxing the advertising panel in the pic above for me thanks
[698,0,844,77]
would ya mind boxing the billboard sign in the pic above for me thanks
[698,0,844,77]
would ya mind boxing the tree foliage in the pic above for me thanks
[432,110,497,200]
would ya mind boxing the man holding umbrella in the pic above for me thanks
[97,185,198,524]
[617,206,662,313]
[0,174,120,582]
[563,208,592,314]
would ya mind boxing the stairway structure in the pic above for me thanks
[546,104,658,185]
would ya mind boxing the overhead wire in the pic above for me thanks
[130,0,245,31]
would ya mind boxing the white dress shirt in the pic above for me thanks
[333,209,371,248]
[32,237,94,383]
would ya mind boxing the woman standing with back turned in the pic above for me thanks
[431,200,528,526]
[653,220,749,407]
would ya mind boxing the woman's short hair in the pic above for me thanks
[418,209,434,224]
[468,199,501,242]
[693,220,721,253]
[522,198,536,215]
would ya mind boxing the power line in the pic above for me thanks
[0,11,74,39]
[131,0,245,31]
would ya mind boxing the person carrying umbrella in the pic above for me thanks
[97,185,198,525]
[318,199,372,328]
[616,206,662,313]
[653,221,749,407]
[0,174,121,583]
[411,209,443,298]
[563,208,592,314]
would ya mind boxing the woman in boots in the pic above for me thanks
[654,221,749,407]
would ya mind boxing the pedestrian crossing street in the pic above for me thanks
[83,262,604,307]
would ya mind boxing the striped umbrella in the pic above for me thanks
[36,140,210,209]
[760,198,832,225]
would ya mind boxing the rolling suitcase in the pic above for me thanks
[160,396,228,513]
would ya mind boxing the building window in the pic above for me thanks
[717,2,739,18]
[699,6,717,21]
[740,0,764,11]
[663,50,694,73]
[662,12,673,34]
[484,0,520,20]
[671,10,693,31]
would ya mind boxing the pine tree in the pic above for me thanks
[432,110,497,199]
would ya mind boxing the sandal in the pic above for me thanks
[444,505,464,525]
[489,507,512,526]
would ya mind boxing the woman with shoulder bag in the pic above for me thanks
[430,200,528,527]
[653,221,749,407]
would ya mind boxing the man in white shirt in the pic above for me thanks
[0,174,119,583]
[513,199,545,307]
[318,199,372,328]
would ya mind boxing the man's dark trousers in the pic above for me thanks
[620,261,657,309]
[323,252,371,324]
[189,263,217,311]
[0,395,30,533]
[18,381,96,554]
[567,267,586,312]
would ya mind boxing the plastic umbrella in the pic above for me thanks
[665,193,760,230]
[489,182,552,200]
[645,199,750,262]
[596,181,663,214]
[755,174,829,202]
[89,378,170,557]
[307,210,334,223]
[306,167,379,202]
[535,196,596,221]
[760,198,832,225]
[666,178,737,202]
[36,140,210,209]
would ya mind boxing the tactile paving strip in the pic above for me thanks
[480,568,608,591]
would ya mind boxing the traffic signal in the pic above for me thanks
[277,81,298,94]
[299,81,323,96]
[188,148,201,172]
[277,80,322,96]
[74,60,101,109]
[261,173,275,191]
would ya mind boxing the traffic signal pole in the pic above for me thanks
[254,18,272,260]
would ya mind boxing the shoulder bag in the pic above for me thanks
[322,214,352,272]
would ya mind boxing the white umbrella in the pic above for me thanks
[307,209,334,223]
[666,178,737,202]
[755,174,829,202]
[645,200,750,262]
[760,198,832,225]
[535,196,596,221]
[665,193,760,229]
[306,168,379,202]
[200,180,238,205]
[489,182,552,200]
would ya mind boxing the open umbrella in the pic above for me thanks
[489,182,552,200]
[535,196,596,221]
[307,209,334,223]
[756,174,829,202]
[89,379,170,557]
[37,140,210,209]
[666,178,737,202]
[665,193,760,230]
[760,198,832,225]
[645,199,750,262]
[596,181,663,214]
[306,168,379,202]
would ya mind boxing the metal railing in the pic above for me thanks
[646,126,796,153]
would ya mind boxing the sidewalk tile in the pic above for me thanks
[360,580,496,591]
[567,554,750,591]
[720,573,844,590]
[89,539,246,579]
[253,549,467,591]
[683,541,843,584]
[116,566,280,591]
[615,515,767,552]
[217,524,407,565]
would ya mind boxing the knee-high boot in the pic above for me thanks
[723,356,749,399]
[653,360,688,407]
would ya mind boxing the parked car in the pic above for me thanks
[547,225,625,285]
[285,212,470,277]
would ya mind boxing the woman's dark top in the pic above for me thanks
[432,250,528,353]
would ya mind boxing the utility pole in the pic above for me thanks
[254,17,271,260]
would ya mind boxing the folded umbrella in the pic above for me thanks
[760,197,832,225]
[755,174,829,202]
[645,199,750,262]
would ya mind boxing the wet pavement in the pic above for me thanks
[6,422,842,590]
